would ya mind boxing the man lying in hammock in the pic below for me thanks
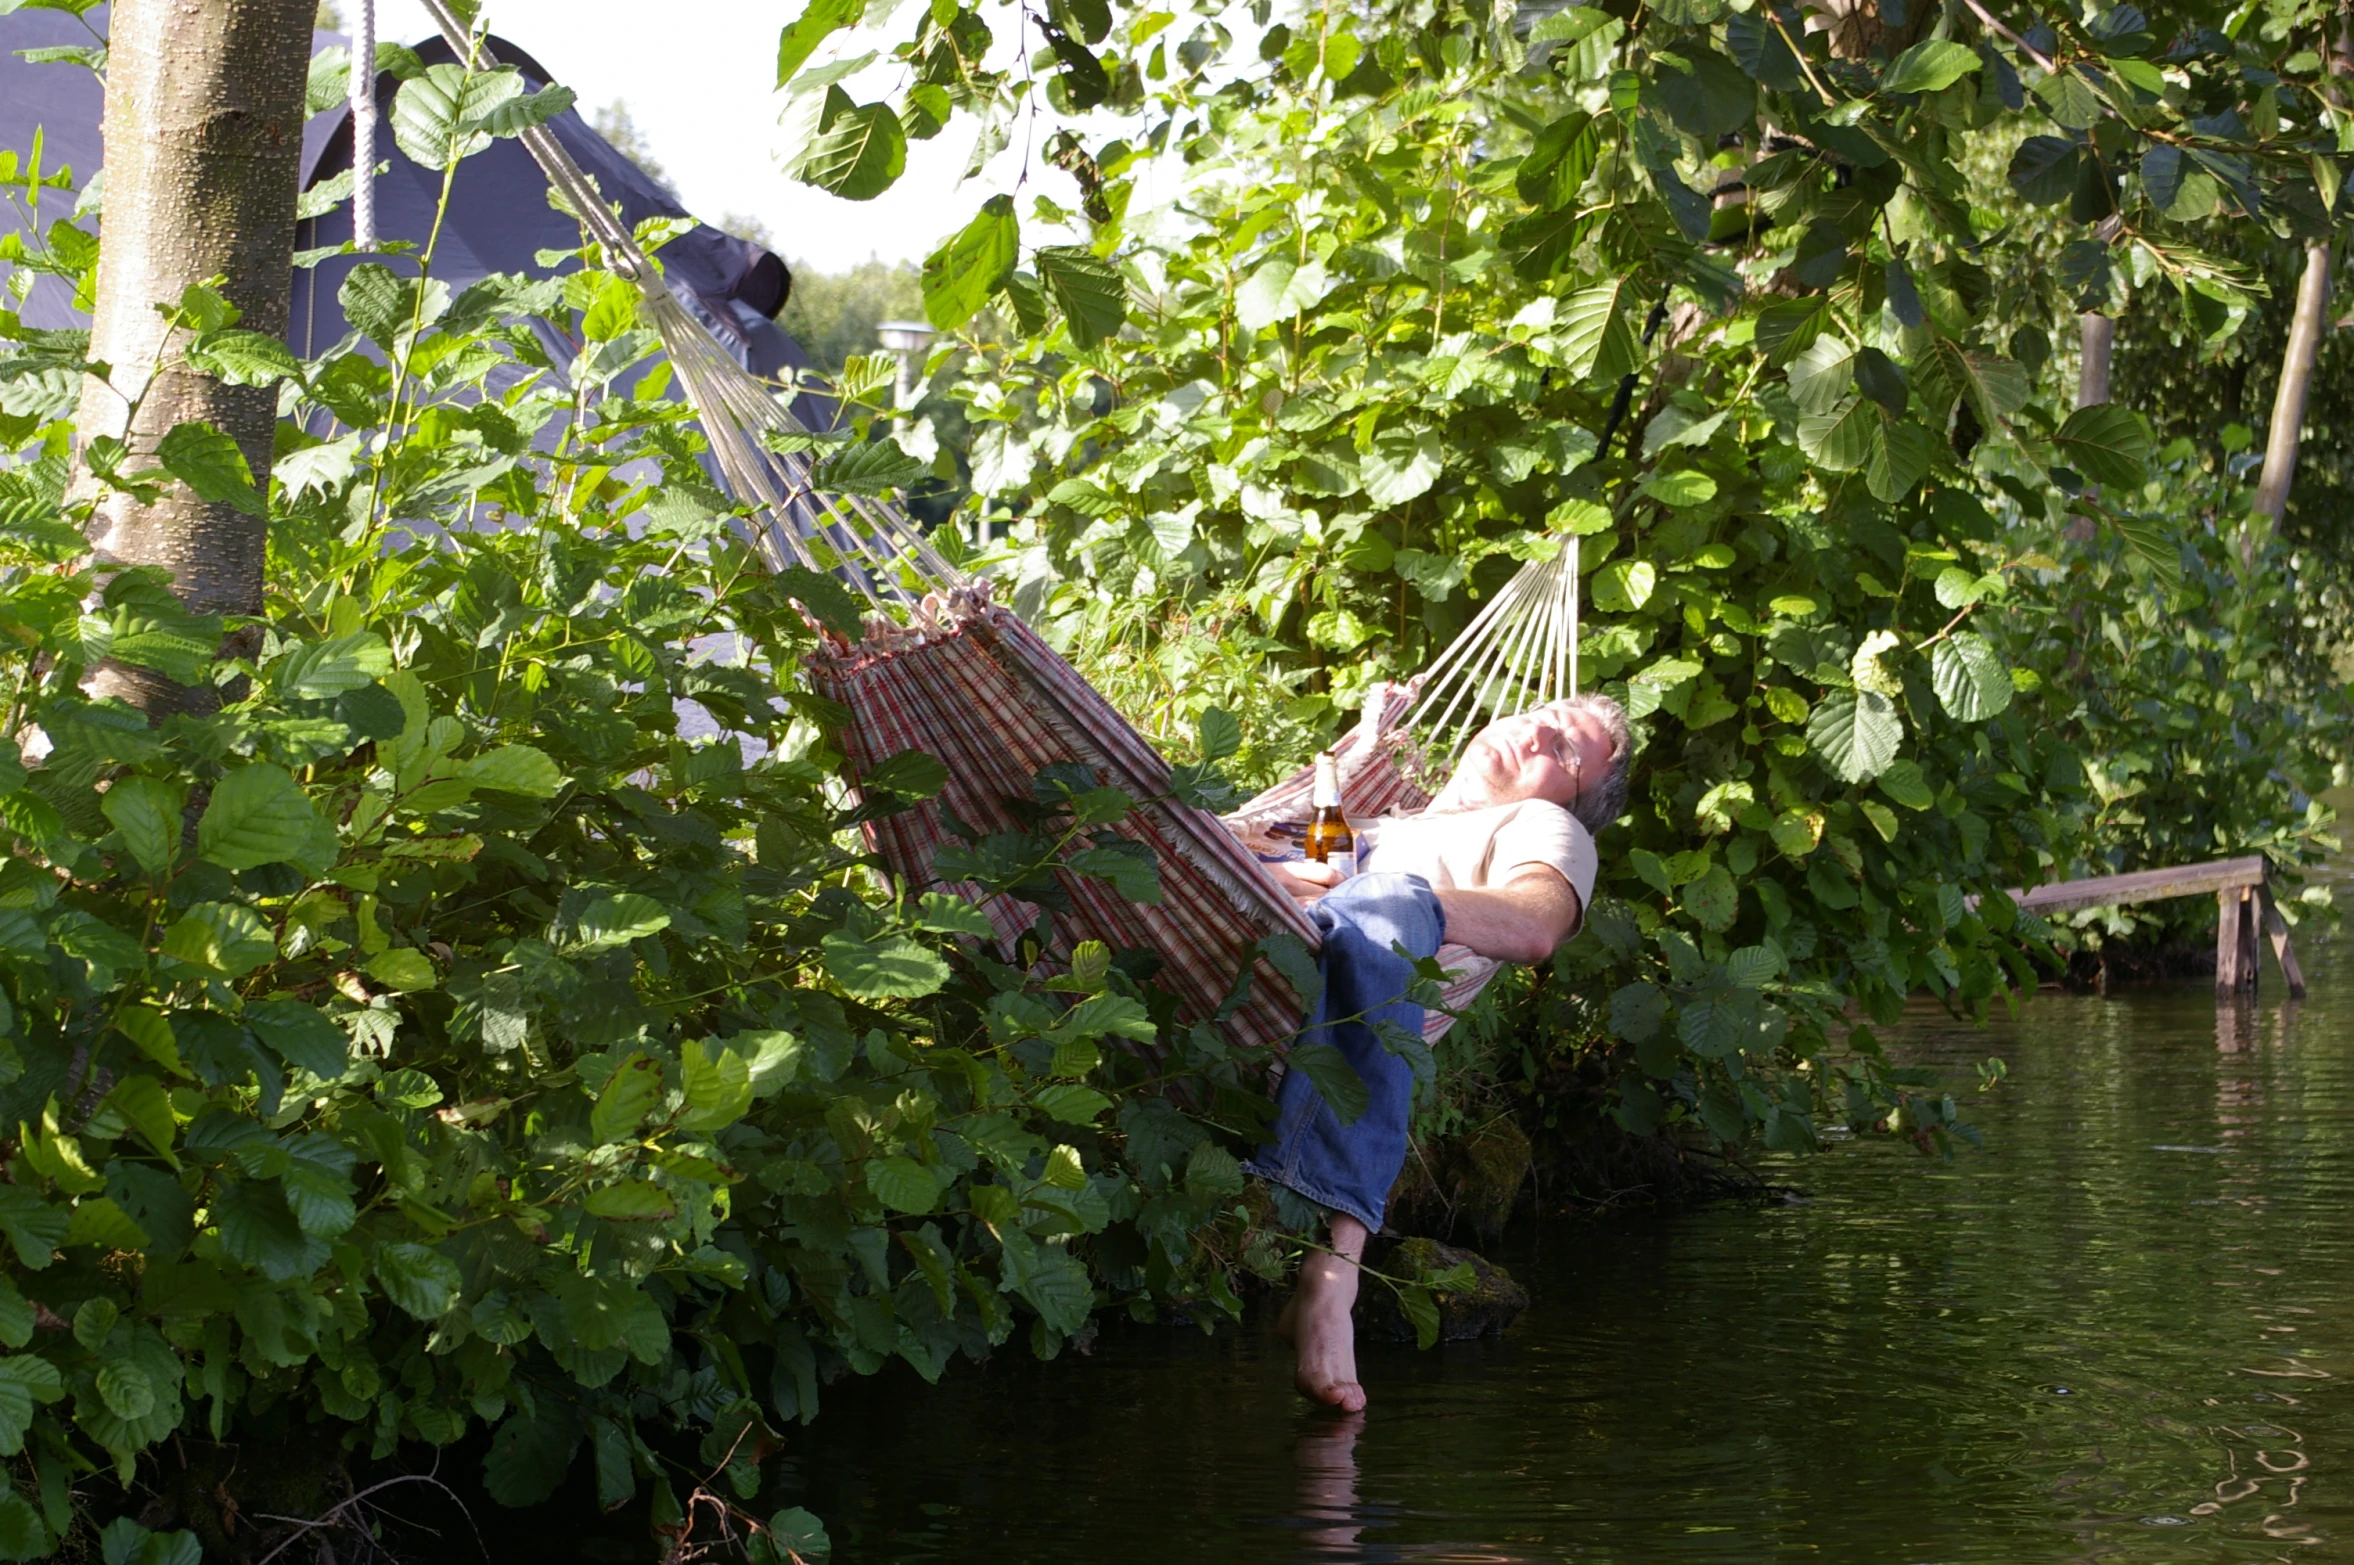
[1246,693,1630,1413]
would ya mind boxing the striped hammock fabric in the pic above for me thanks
[806,588,1502,1056]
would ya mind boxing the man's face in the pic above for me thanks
[1447,704,1616,812]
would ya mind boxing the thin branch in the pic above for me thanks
[252,1467,486,1565]
[1961,0,2057,73]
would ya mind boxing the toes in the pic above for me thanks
[1295,1371,1369,1413]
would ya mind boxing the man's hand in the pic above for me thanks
[1268,858,1346,907]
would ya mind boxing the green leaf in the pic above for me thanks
[1360,430,1441,506]
[1031,1083,1111,1123]
[159,902,276,978]
[0,1490,47,1562]
[722,1030,804,1096]
[1797,398,1876,472]
[864,1156,940,1214]
[154,422,263,517]
[812,438,928,495]
[99,1520,199,1565]
[0,1186,65,1270]
[101,775,182,878]
[1398,1284,1441,1350]
[483,1403,582,1508]
[94,1359,154,1422]
[1882,39,1980,94]
[773,565,867,638]
[1608,981,1667,1043]
[1198,707,1242,763]
[267,632,390,699]
[584,1181,680,1221]
[1680,865,1738,931]
[364,947,438,992]
[1287,1042,1368,1126]
[2052,403,2151,488]
[463,745,565,797]
[579,274,640,342]
[591,1053,666,1145]
[105,1074,181,1166]
[2033,68,2101,129]
[1016,1245,1094,1334]
[197,764,322,871]
[214,1181,326,1281]
[678,1039,754,1133]
[777,0,866,85]
[391,64,494,168]
[1786,337,1854,417]
[1917,339,2029,425]
[1866,417,1936,502]
[866,749,950,799]
[800,96,907,200]
[758,1508,833,1564]
[0,1282,30,1351]
[374,1241,460,1319]
[1876,758,1936,810]
[1649,47,1755,139]
[0,1355,63,1456]
[477,82,575,138]
[921,195,1019,332]
[1930,632,2012,721]
[1806,690,1902,784]
[1556,279,1637,381]
[1754,297,1826,367]
[185,329,304,388]
[1516,110,1598,209]
[1592,560,1655,613]
[821,931,951,999]
[2008,135,2080,205]
[1234,256,1332,333]
[572,892,671,954]
[1640,469,1716,506]
[1036,246,1128,349]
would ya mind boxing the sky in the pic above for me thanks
[374,0,995,274]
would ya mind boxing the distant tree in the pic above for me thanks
[314,0,343,29]
[717,210,777,252]
[591,98,676,201]
[776,255,924,372]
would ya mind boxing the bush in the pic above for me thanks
[0,214,1287,1558]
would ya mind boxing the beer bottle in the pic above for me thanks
[1303,751,1357,878]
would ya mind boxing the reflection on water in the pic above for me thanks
[787,928,2354,1563]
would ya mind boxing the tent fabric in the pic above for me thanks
[1,11,106,331]
[1,7,826,427]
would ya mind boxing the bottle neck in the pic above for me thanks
[1311,757,1341,810]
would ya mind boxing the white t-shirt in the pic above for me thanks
[1359,799,1597,910]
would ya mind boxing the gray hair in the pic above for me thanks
[1544,692,1631,834]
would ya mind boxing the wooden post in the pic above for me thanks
[2258,885,2308,1000]
[2216,886,2260,998]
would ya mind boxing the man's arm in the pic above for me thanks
[1431,865,1582,965]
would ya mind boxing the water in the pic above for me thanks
[786,929,2354,1563]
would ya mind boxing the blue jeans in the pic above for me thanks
[1242,872,1445,1232]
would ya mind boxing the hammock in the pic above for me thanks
[414,1,1582,1055]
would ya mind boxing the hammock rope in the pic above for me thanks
[413,0,1580,1053]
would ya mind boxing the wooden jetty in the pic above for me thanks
[2004,855,2304,1000]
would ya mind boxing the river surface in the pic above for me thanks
[781,920,2354,1563]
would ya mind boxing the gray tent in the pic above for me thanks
[2,8,826,419]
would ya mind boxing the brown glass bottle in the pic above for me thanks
[1303,751,1357,878]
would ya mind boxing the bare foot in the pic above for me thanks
[1280,1215,1369,1412]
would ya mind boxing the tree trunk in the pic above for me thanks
[2252,240,2333,525]
[74,0,316,715]
[2075,312,2113,408]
